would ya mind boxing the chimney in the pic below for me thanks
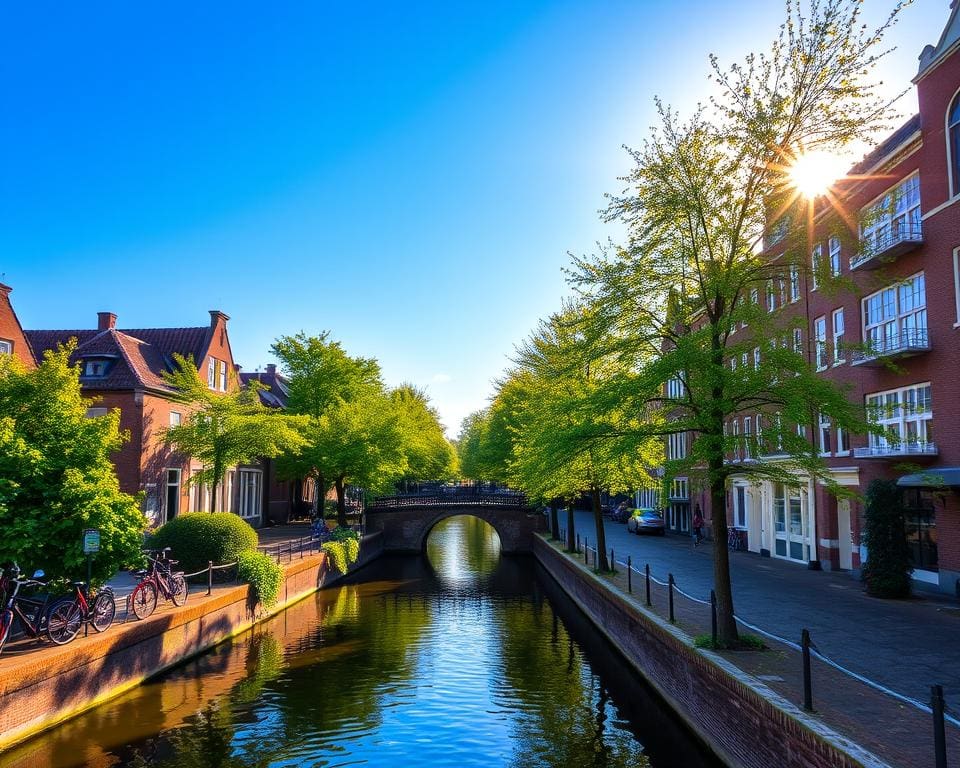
[97,312,117,331]
[266,364,277,376]
[209,310,230,328]
[0,284,12,299]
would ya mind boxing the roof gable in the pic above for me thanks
[917,1,960,80]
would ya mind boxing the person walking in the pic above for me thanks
[692,505,705,547]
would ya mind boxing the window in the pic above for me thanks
[192,471,210,513]
[730,357,737,371]
[836,424,849,454]
[83,359,108,377]
[793,328,803,355]
[225,470,235,513]
[750,287,759,306]
[954,248,960,325]
[670,478,689,500]
[732,419,740,460]
[165,469,181,521]
[829,237,841,277]
[743,416,753,459]
[790,265,800,302]
[951,93,960,195]
[753,346,761,369]
[768,216,790,246]
[814,316,827,369]
[774,412,783,452]
[667,432,687,460]
[208,357,216,389]
[756,414,763,453]
[169,411,182,428]
[239,469,262,519]
[741,352,748,368]
[766,280,776,312]
[811,244,822,290]
[778,278,787,307]
[666,376,685,399]
[865,383,933,453]
[219,360,227,391]
[832,308,845,364]
[818,412,831,455]
[85,407,108,418]
[861,173,921,251]
[862,273,926,355]
[0,339,11,355]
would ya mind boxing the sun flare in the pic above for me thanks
[788,150,843,199]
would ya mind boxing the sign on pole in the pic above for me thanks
[82,528,100,555]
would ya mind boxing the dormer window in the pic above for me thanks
[81,358,113,378]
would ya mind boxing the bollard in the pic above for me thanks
[585,538,589,566]
[627,556,632,593]
[801,628,813,712]
[932,684,947,768]
[710,589,718,648]
[207,561,213,596]
[300,537,304,559]
[668,573,675,623]
[610,548,614,572]
[645,563,651,606]
[577,533,580,553]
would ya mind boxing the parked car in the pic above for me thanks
[627,508,666,535]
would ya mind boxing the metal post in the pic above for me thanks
[576,533,580,553]
[801,628,813,712]
[627,556,632,593]
[710,589,717,648]
[668,573,675,623]
[300,537,304,559]
[932,684,947,768]
[645,563,651,606]
[85,554,92,637]
[584,538,589,566]
[610,548,614,572]
[208,561,213,595]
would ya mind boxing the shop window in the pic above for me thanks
[902,488,938,572]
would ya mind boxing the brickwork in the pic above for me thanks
[0,285,35,370]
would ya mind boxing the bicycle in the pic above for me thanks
[129,549,188,621]
[51,580,117,643]
[0,563,78,654]
[727,527,745,551]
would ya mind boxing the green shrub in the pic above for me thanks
[694,633,765,651]
[344,537,360,564]
[322,541,348,573]
[331,526,359,543]
[152,512,258,573]
[237,550,284,607]
[861,479,912,598]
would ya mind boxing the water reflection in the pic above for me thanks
[0,517,720,768]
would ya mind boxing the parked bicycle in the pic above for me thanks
[727,527,746,551]
[0,563,78,654]
[129,548,188,620]
[53,579,117,641]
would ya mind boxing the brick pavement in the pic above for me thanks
[561,510,960,768]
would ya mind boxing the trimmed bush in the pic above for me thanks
[322,541,349,574]
[331,526,360,543]
[151,512,258,574]
[861,479,912,598]
[237,550,284,607]
[344,537,360,564]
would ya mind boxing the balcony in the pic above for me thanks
[851,329,930,365]
[853,442,938,459]
[850,222,924,271]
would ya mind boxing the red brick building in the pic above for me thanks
[702,5,960,595]
[26,310,271,528]
[0,284,35,370]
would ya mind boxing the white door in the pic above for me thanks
[837,499,853,570]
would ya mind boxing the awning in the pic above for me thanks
[897,468,960,488]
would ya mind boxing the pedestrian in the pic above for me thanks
[692,505,705,547]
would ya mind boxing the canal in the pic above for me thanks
[0,516,721,768]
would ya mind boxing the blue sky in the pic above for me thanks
[0,1,949,436]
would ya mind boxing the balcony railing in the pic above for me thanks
[853,442,938,458]
[851,329,930,365]
[850,222,924,270]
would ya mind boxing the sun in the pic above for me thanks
[788,150,843,199]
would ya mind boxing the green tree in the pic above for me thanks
[860,479,912,598]
[390,384,458,488]
[456,410,491,481]
[570,0,900,641]
[164,356,308,513]
[0,346,146,584]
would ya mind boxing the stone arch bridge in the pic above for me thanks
[364,492,544,553]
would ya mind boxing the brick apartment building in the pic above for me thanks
[26,310,272,529]
[672,5,960,595]
[0,284,35,370]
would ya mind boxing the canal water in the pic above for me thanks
[0,517,721,768]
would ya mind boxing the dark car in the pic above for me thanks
[626,508,666,535]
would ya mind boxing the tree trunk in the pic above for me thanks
[209,477,219,514]
[335,477,348,528]
[549,499,560,541]
[709,459,738,645]
[591,486,609,572]
[566,504,576,552]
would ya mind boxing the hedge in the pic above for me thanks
[150,512,259,574]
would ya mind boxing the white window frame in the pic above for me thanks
[814,316,827,370]
[667,432,687,461]
[818,412,831,456]
[766,280,776,313]
[950,90,960,198]
[165,468,181,521]
[743,416,752,459]
[85,407,108,418]
[865,383,933,452]
[169,411,182,428]
[753,346,761,369]
[84,360,108,377]
[832,308,845,365]
[671,477,689,500]
[811,244,822,291]
[219,360,228,391]
[953,247,960,327]
[666,376,685,399]
[793,328,803,355]
[732,418,740,460]
[861,272,926,356]
[836,424,849,455]
[828,236,841,277]
[238,469,262,519]
[0,339,11,355]
[789,265,800,302]
[860,173,921,252]
[208,357,216,389]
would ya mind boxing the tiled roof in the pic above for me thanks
[25,326,212,393]
[849,114,921,176]
[239,370,290,408]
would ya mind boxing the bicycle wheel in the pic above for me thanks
[169,574,188,607]
[91,591,116,632]
[47,599,83,645]
[0,609,13,655]
[130,581,158,620]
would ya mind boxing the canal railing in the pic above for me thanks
[369,493,527,509]
[557,526,958,767]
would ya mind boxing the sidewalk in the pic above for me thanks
[567,509,960,768]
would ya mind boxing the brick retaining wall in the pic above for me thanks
[533,536,888,768]
[0,531,384,754]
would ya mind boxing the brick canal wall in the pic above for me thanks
[0,531,384,754]
[532,536,888,768]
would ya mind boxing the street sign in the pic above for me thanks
[82,528,100,554]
